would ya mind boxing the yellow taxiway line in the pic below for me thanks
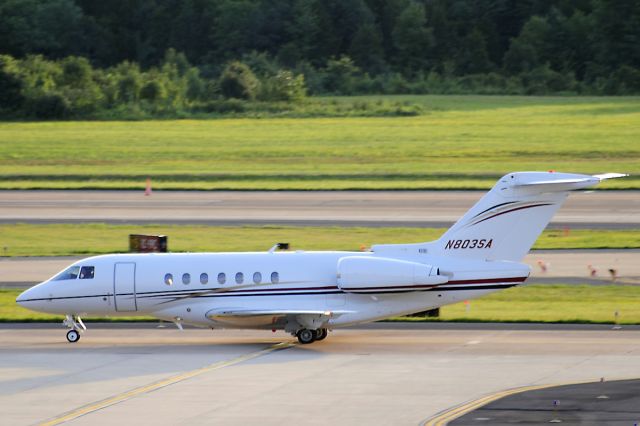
[423,383,569,426]
[39,341,295,426]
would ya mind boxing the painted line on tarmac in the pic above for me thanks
[421,383,567,426]
[421,377,631,426]
[39,341,295,426]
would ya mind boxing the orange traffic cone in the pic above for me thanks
[145,178,152,196]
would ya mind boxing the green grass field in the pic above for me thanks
[1,95,638,189]
[406,284,640,324]
[0,224,638,257]
[3,285,639,323]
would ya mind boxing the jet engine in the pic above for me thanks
[337,256,448,293]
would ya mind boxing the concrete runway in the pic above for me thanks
[2,323,640,426]
[1,190,638,228]
[3,249,638,289]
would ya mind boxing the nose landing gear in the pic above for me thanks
[66,329,80,343]
[63,314,86,343]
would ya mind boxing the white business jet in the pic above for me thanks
[17,171,626,344]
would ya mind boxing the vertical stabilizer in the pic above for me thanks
[430,171,626,261]
[373,171,626,262]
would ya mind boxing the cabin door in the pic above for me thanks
[114,262,137,312]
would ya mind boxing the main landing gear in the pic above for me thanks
[315,328,328,341]
[63,314,86,343]
[296,328,328,344]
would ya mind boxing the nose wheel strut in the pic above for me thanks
[63,314,86,343]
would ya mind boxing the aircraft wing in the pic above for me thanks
[205,308,353,329]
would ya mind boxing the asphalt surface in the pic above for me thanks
[2,325,640,426]
[450,379,640,425]
[0,190,638,228]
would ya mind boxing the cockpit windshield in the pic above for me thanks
[79,266,95,279]
[52,266,95,281]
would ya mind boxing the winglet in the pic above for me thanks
[593,172,628,181]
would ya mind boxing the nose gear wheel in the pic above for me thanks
[66,329,80,343]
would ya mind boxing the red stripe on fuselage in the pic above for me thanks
[216,277,528,294]
[471,203,553,226]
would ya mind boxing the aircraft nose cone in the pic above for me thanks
[16,286,45,310]
[16,288,30,306]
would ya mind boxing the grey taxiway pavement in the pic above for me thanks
[1,190,638,228]
[2,323,640,426]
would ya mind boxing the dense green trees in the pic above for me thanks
[0,50,311,118]
[0,0,639,118]
[2,0,638,80]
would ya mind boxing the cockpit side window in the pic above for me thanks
[79,266,95,279]
[52,266,81,281]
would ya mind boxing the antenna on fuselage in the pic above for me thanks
[268,242,290,253]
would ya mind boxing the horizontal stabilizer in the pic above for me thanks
[513,172,627,192]
[514,177,594,186]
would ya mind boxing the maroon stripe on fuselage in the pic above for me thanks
[229,285,337,294]
[339,284,438,291]
[447,276,527,285]
[471,203,553,226]
[229,276,527,294]
[140,277,529,300]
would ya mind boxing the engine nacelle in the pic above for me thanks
[337,256,448,293]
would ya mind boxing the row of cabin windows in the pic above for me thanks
[164,271,279,286]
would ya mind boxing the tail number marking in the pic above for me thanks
[445,239,493,250]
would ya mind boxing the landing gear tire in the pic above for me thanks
[66,329,80,343]
[315,328,328,341]
[296,329,316,344]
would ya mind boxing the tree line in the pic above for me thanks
[1,0,639,118]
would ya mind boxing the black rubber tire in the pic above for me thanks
[296,329,315,344]
[66,329,80,343]
[315,328,328,341]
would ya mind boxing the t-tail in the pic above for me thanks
[374,171,627,262]
[433,171,626,261]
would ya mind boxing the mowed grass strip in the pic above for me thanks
[3,285,640,324]
[399,284,640,324]
[1,95,638,190]
[1,224,639,257]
